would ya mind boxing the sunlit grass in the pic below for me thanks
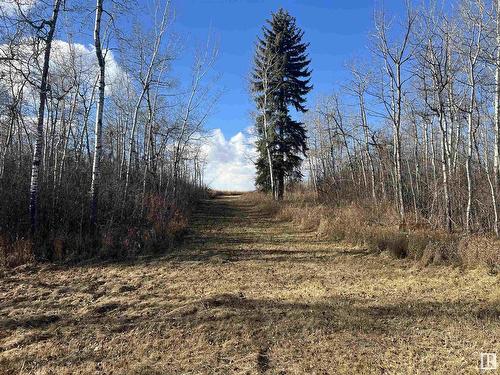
[0,194,498,374]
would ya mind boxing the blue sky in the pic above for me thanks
[160,0,412,190]
[56,0,409,190]
[172,0,406,139]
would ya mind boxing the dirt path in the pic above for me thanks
[1,194,499,374]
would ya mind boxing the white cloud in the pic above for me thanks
[0,0,36,16]
[202,128,257,191]
[50,40,126,96]
[0,40,127,98]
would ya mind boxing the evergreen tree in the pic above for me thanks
[252,8,312,199]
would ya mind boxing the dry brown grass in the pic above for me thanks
[245,191,281,216]
[250,192,499,268]
[458,236,500,271]
[0,193,499,374]
[208,190,248,199]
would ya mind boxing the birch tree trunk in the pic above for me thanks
[29,0,63,235]
[90,0,106,227]
[484,126,499,236]
[261,65,276,199]
[360,93,376,202]
[440,110,453,232]
[495,0,500,185]
[465,68,475,233]
[124,0,170,200]
[394,63,405,223]
[462,2,482,233]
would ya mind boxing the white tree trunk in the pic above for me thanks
[495,0,500,185]
[124,0,170,200]
[90,0,106,227]
[29,0,62,235]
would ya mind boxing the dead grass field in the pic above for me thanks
[0,194,499,374]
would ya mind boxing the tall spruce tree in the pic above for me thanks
[252,8,312,199]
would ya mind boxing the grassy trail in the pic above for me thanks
[1,194,499,374]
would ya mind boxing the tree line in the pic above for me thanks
[0,0,217,260]
[254,1,500,236]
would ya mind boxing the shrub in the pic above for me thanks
[0,234,34,268]
[386,233,409,259]
[458,236,500,269]
[166,208,188,240]
[406,232,432,260]
[101,228,120,259]
[362,229,407,258]
[135,193,191,255]
[420,241,458,266]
